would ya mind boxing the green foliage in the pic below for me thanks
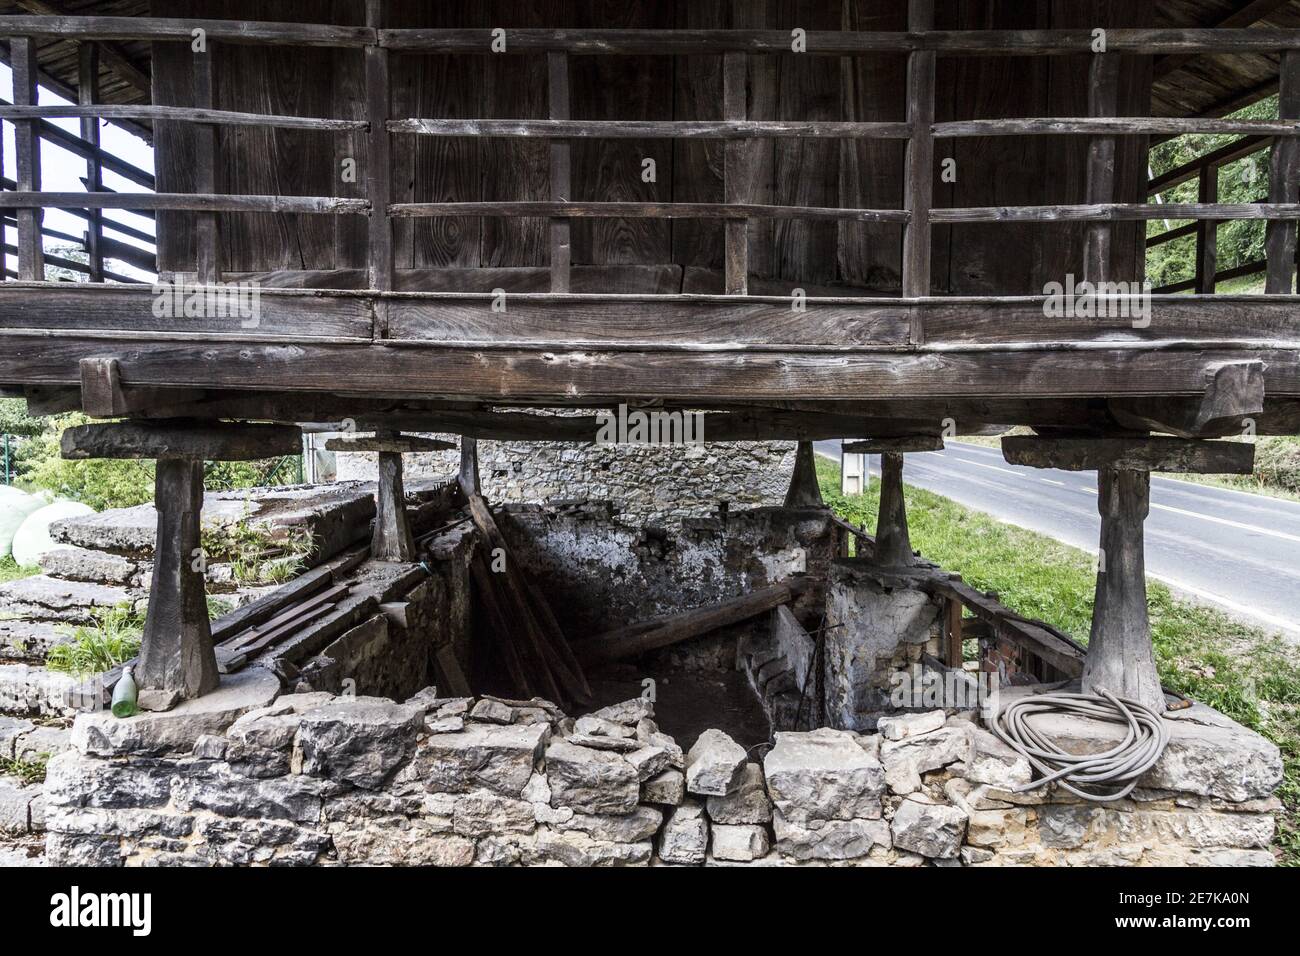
[1146,96,1277,289]
[0,752,48,786]
[0,556,40,584]
[0,398,46,438]
[46,604,144,677]
[202,518,313,586]
[817,457,1300,865]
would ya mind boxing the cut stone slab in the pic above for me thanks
[0,716,37,759]
[966,726,1032,790]
[685,728,747,796]
[0,776,41,835]
[566,733,639,753]
[0,575,138,624]
[763,728,886,823]
[556,805,663,843]
[706,763,773,825]
[773,812,891,861]
[586,698,654,726]
[659,800,709,865]
[626,745,673,782]
[418,722,550,797]
[37,546,138,585]
[0,665,81,716]
[70,667,281,757]
[14,724,72,763]
[880,726,972,796]
[469,698,515,725]
[574,715,636,739]
[642,768,686,806]
[891,796,968,860]
[877,710,946,741]
[546,740,639,815]
[711,823,771,862]
[295,697,425,789]
[0,619,70,662]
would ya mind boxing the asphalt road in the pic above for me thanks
[815,439,1300,640]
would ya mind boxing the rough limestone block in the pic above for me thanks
[546,740,640,815]
[0,776,38,834]
[0,716,36,759]
[452,790,537,838]
[226,692,336,756]
[877,710,945,741]
[587,698,654,726]
[469,698,515,725]
[706,763,773,824]
[626,745,672,782]
[642,768,686,806]
[555,805,663,843]
[418,722,550,797]
[70,668,280,757]
[880,726,972,796]
[772,812,891,861]
[890,796,968,859]
[685,728,747,796]
[524,829,652,867]
[13,725,72,763]
[965,726,1032,790]
[659,800,709,865]
[574,715,636,739]
[294,697,424,789]
[711,823,771,862]
[763,728,885,823]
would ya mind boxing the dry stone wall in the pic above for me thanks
[41,675,1282,867]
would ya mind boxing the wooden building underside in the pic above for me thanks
[0,1,1298,438]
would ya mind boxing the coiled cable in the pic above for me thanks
[990,687,1171,802]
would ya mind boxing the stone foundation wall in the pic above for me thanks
[41,674,1282,867]
[333,436,798,527]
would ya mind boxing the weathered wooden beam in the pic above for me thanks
[324,434,455,454]
[0,193,369,214]
[10,37,43,281]
[14,0,149,95]
[193,44,221,285]
[78,357,125,417]
[365,0,392,297]
[61,420,302,461]
[77,43,104,284]
[901,0,935,304]
[1195,164,1219,295]
[784,441,823,508]
[843,434,944,454]
[548,52,571,294]
[931,203,1300,223]
[388,201,908,222]
[574,577,811,663]
[371,446,416,563]
[0,15,374,46]
[1266,51,1300,294]
[1084,54,1120,285]
[0,104,366,131]
[1001,435,1255,474]
[137,459,219,705]
[389,118,908,140]
[935,117,1300,138]
[1108,361,1265,438]
[873,452,915,567]
[458,437,480,496]
[723,51,748,296]
[1087,468,1163,712]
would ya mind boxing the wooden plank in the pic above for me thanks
[0,193,369,214]
[10,37,43,281]
[62,419,302,461]
[931,578,1084,678]
[77,43,104,284]
[1267,50,1300,294]
[1084,54,1120,285]
[366,0,392,294]
[548,52,571,294]
[389,118,910,139]
[934,117,1300,137]
[944,597,963,669]
[13,0,150,95]
[389,201,908,222]
[573,577,810,663]
[1195,167,1219,295]
[192,44,220,285]
[669,0,725,277]
[931,203,1300,223]
[0,105,367,131]
[723,51,748,295]
[901,0,934,301]
[1148,135,1271,195]
[0,15,374,46]
[1002,435,1255,474]
[78,356,124,417]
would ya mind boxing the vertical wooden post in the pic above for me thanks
[372,436,416,563]
[784,440,823,508]
[1084,53,1120,285]
[459,436,481,497]
[138,459,219,703]
[1086,467,1164,713]
[944,597,964,668]
[1265,50,1300,294]
[548,52,572,293]
[192,43,220,284]
[1194,164,1218,294]
[11,37,44,281]
[874,451,915,566]
[78,43,105,283]
[365,0,393,301]
[723,50,749,295]
[902,0,935,333]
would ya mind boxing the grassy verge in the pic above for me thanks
[816,457,1300,866]
[0,556,39,584]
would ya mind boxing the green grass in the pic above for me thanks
[0,752,48,786]
[46,604,143,677]
[817,457,1300,866]
[0,555,40,584]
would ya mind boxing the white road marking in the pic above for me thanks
[1147,571,1297,636]
[1148,501,1300,546]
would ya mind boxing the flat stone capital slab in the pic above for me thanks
[61,420,302,461]
[1001,435,1254,475]
[844,434,944,455]
[324,434,455,454]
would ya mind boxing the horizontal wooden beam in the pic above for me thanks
[0,15,374,46]
[1148,135,1271,195]
[1002,435,1255,474]
[0,193,368,215]
[843,435,945,454]
[0,104,367,132]
[932,203,1300,223]
[388,201,908,223]
[62,420,302,461]
[389,119,910,139]
[323,434,455,453]
[936,118,1300,138]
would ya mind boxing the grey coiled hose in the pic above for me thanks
[990,688,1171,802]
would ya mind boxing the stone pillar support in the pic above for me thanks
[784,440,823,508]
